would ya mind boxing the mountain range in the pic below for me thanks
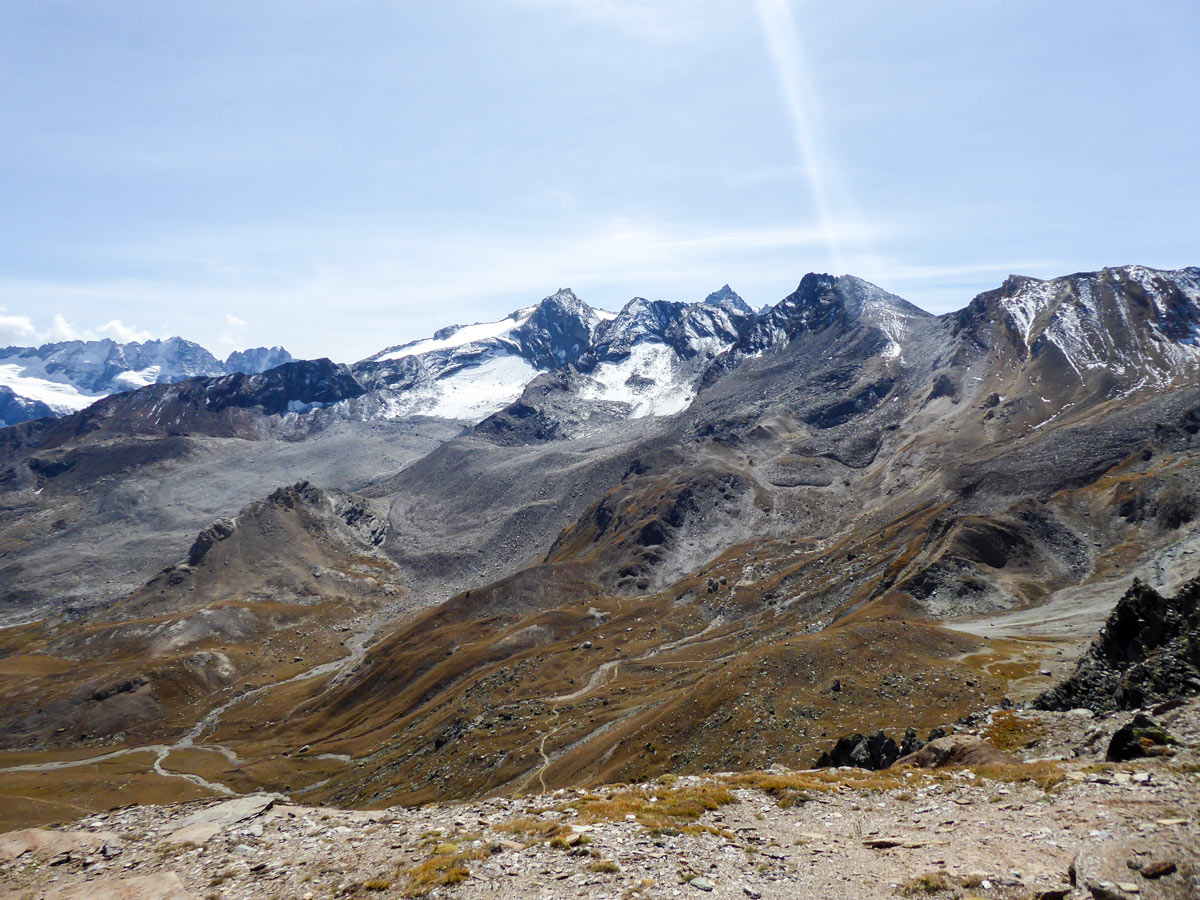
[0,339,294,427]
[1,264,1198,828]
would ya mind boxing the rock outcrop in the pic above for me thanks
[1036,574,1200,713]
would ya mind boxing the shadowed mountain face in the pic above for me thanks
[1,265,1199,824]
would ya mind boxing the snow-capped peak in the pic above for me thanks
[0,337,294,428]
[703,285,753,315]
[986,265,1200,386]
[366,309,537,363]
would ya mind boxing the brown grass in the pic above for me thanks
[900,871,951,895]
[973,760,1065,791]
[983,710,1048,752]
[495,816,568,841]
[400,846,487,898]
[727,767,918,797]
[566,783,735,829]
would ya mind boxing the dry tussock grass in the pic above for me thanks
[900,870,952,895]
[972,760,1065,791]
[400,845,488,898]
[566,783,735,828]
[495,816,568,841]
[983,710,1048,751]
[727,767,918,797]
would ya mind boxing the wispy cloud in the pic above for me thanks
[0,214,891,359]
[0,310,157,347]
[755,0,857,271]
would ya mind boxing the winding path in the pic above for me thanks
[0,608,391,796]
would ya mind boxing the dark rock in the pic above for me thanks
[1106,714,1176,762]
[1036,573,1200,713]
[816,730,900,770]
[899,727,925,757]
[1142,860,1177,879]
[186,518,237,566]
[866,731,900,769]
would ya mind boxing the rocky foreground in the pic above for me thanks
[2,701,1197,900]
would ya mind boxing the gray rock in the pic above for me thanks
[173,795,276,831]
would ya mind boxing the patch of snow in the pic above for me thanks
[372,309,535,362]
[1000,280,1056,347]
[426,354,536,420]
[578,343,694,418]
[286,399,329,414]
[367,353,537,423]
[112,366,163,390]
[0,357,105,414]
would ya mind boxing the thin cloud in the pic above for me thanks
[755,0,857,271]
[97,320,156,343]
[0,313,159,347]
[0,313,37,345]
[0,214,893,359]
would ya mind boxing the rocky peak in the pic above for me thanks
[31,337,225,394]
[703,284,753,315]
[960,266,1200,383]
[225,346,294,375]
[511,289,603,369]
[746,274,927,354]
[591,294,753,362]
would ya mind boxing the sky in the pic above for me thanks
[0,0,1197,362]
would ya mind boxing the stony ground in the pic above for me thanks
[2,701,1197,900]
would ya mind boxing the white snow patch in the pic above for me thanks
[0,357,105,414]
[579,343,694,418]
[368,353,536,423]
[373,309,535,362]
[112,366,163,390]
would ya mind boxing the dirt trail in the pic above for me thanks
[520,618,732,794]
[0,607,392,796]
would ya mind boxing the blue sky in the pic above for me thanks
[1,0,1197,361]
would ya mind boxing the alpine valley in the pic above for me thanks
[2,263,1200,841]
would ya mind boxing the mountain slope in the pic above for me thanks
[1,265,1199,826]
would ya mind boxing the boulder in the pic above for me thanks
[815,731,900,770]
[894,735,1016,768]
[1036,574,1200,713]
[170,794,276,831]
[1105,713,1177,762]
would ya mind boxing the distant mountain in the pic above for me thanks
[0,338,294,427]
[7,266,1200,437]
[349,285,760,423]
[225,345,294,374]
